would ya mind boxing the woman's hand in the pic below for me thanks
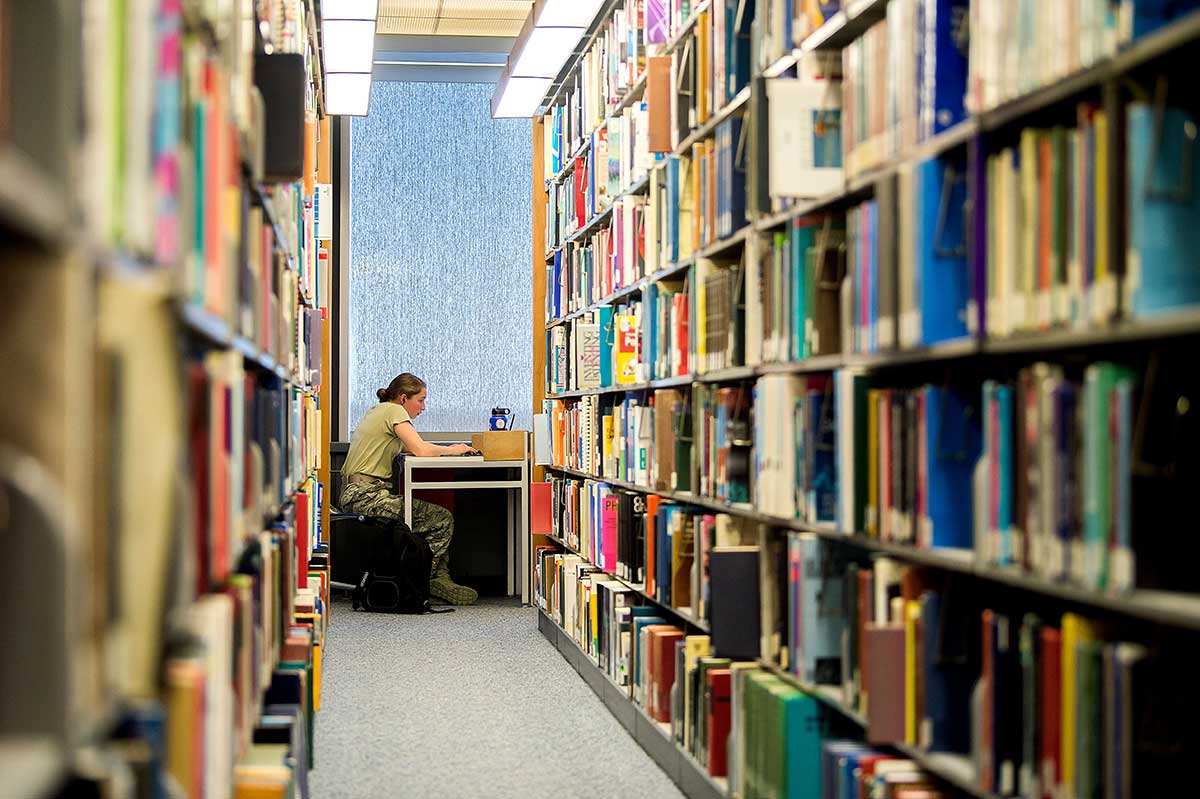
[445,443,477,455]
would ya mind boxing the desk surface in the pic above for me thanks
[404,457,526,469]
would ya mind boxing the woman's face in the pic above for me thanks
[401,389,427,419]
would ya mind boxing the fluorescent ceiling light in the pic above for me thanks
[535,0,606,27]
[323,19,377,73]
[511,26,582,78]
[322,0,378,20]
[326,72,373,116]
[493,76,553,118]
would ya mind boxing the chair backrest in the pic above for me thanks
[390,452,406,496]
[329,442,351,509]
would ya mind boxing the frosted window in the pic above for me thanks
[349,81,533,435]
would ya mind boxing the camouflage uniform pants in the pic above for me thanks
[339,477,453,561]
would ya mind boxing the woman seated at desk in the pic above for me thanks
[340,372,478,605]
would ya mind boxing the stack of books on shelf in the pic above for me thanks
[1,1,332,796]
[534,1,1200,797]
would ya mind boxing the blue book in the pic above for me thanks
[1130,0,1200,39]
[552,252,563,319]
[996,383,1015,565]
[921,589,973,753]
[666,156,680,262]
[1126,102,1200,317]
[598,306,614,387]
[867,200,879,352]
[631,612,667,695]
[730,0,754,98]
[1083,363,1137,589]
[809,386,838,522]
[790,534,846,686]
[819,740,868,799]
[656,504,677,604]
[917,158,970,345]
[644,283,659,378]
[923,385,981,549]
[730,115,748,234]
[780,690,825,799]
[1054,380,1078,581]
[919,0,969,139]
[791,222,815,361]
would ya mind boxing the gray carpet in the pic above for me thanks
[310,597,686,799]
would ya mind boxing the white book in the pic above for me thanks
[764,75,844,199]
[744,234,764,366]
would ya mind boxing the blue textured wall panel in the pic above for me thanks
[350,81,533,434]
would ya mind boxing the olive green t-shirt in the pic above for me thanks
[343,402,413,479]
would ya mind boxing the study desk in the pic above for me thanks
[400,456,529,603]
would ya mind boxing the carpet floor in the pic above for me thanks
[309,597,686,799]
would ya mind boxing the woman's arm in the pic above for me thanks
[394,422,475,457]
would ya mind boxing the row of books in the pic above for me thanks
[748,216,845,364]
[545,127,748,325]
[165,508,329,798]
[984,106,1115,337]
[850,158,972,354]
[666,1,755,148]
[534,546,960,798]
[543,384,749,510]
[841,0,968,177]
[185,349,323,597]
[554,111,1200,380]
[546,198,649,317]
[545,0,650,172]
[548,479,760,618]
[966,0,1200,114]
[753,374,839,523]
[769,548,1194,799]
[546,302,644,394]
[548,291,687,392]
[546,348,1199,596]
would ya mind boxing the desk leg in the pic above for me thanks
[506,487,514,596]
[521,460,529,605]
[404,461,413,530]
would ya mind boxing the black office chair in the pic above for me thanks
[328,456,410,594]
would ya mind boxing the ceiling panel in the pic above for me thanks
[440,0,531,18]
[434,16,525,35]
[377,0,531,37]
[378,0,441,14]
[377,16,440,34]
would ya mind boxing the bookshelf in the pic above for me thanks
[533,2,1200,798]
[1,2,333,796]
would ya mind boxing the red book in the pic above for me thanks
[706,669,732,777]
[210,373,231,583]
[187,363,211,594]
[856,755,897,799]
[645,495,661,595]
[857,569,874,706]
[649,628,684,723]
[574,157,587,228]
[296,490,310,589]
[601,494,619,571]
[1039,626,1062,799]
[864,624,906,744]
[530,482,553,536]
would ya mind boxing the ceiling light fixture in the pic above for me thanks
[323,0,379,116]
[489,0,607,119]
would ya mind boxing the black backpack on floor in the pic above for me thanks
[333,514,447,614]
